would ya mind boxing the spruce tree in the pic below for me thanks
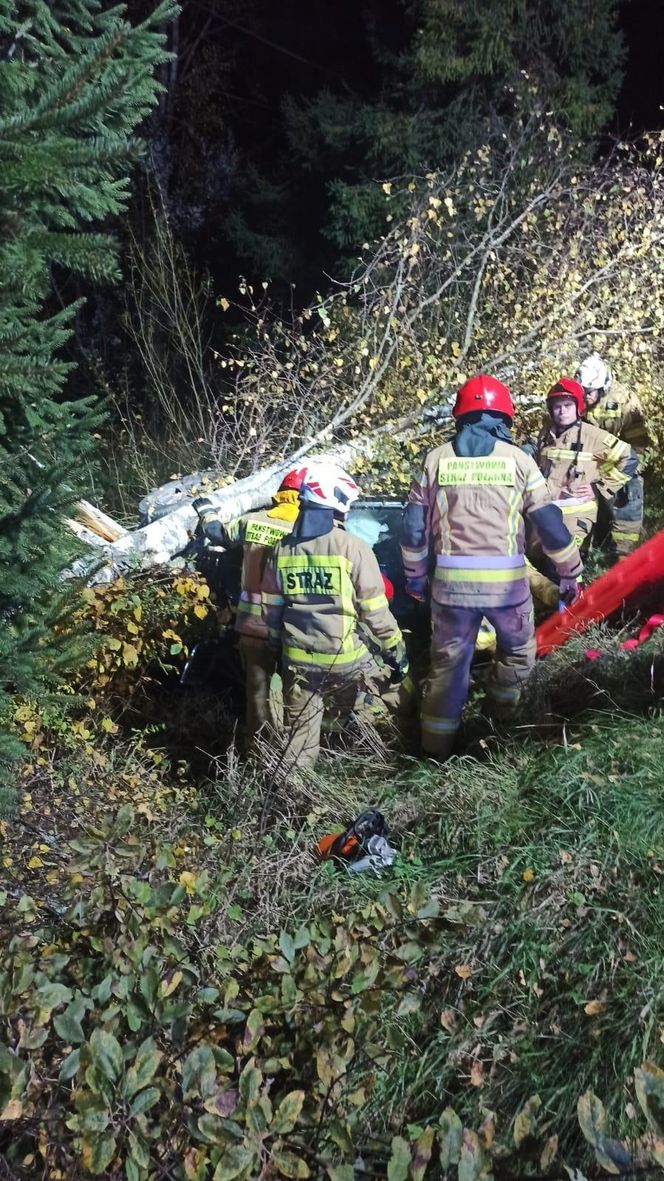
[0,0,175,798]
[284,0,625,250]
[217,0,624,277]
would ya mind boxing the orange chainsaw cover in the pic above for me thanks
[535,528,664,656]
[316,832,359,861]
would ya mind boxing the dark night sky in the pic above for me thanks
[616,0,664,131]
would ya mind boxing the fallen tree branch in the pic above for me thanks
[76,392,549,583]
[68,500,128,543]
[81,437,384,583]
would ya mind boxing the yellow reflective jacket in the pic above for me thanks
[401,439,581,609]
[207,491,299,639]
[535,418,634,528]
[585,380,649,453]
[262,523,402,669]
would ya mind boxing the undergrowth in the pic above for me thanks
[2,574,664,1179]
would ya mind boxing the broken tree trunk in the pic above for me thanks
[73,390,544,585]
[80,400,459,583]
[84,434,393,584]
[88,460,296,582]
[66,500,129,545]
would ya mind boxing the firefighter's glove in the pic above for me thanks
[405,576,427,602]
[384,643,409,685]
[192,497,226,546]
[559,577,581,606]
[192,496,216,529]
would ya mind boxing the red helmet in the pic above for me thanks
[279,467,306,492]
[453,375,514,420]
[546,377,584,417]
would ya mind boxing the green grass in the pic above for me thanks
[356,720,664,1151]
[5,618,664,1174]
[165,692,664,1163]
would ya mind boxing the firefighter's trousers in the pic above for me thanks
[562,507,596,552]
[598,475,643,555]
[421,600,536,759]
[238,636,277,750]
[526,559,559,612]
[533,505,595,560]
[528,507,593,585]
[280,657,412,776]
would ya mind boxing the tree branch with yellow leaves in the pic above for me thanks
[88,112,664,578]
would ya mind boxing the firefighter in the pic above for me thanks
[534,377,637,558]
[400,374,582,760]
[261,461,410,775]
[576,353,649,554]
[193,469,305,749]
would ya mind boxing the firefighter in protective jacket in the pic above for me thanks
[577,353,648,554]
[534,378,637,556]
[193,470,304,748]
[400,375,583,760]
[261,461,410,775]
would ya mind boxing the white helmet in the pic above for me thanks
[576,352,613,394]
[299,461,361,514]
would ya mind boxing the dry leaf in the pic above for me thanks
[522,867,535,882]
[540,1134,559,1171]
[653,1138,664,1168]
[514,1094,541,1147]
[470,1061,485,1087]
[0,1099,23,1121]
[455,964,472,980]
[479,1113,495,1147]
[440,1008,458,1032]
[584,999,607,1016]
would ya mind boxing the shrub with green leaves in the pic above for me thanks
[3,701,664,1181]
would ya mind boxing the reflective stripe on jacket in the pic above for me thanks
[262,524,402,668]
[222,492,298,639]
[535,418,634,520]
[585,381,649,453]
[401,440,581,609]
